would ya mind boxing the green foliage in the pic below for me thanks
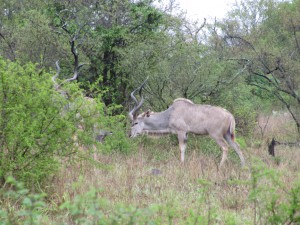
[188,135,221,158]
[0,59,61,186]
[102,121,135,155]
[224,0,300,134]
[1,0,300,224]
[229,159,300,224]
[14,10,61,67]
[87,80,135,155]
[0,176,48,225]
[0,58,100,187]
[59,187,107,224]
[213,82,266,137]
[190,179,219,225]
[0,176,158,224]
[59,187,159,225]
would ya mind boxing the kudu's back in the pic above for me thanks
[168,99,234,136]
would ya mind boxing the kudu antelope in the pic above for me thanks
[128,81,245,167]
[52,61,111,143]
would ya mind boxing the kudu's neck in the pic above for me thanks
[142,107,173,134]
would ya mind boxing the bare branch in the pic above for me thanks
[52,61,61,91]
[0,32,16,61]
[224,35,257,52]
[274,92,300,133]
[257,114,271,138]
[291,19,300,56]
[195,18,206,36]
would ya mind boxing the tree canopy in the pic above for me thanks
[1,0,299,128]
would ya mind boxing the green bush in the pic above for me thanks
[102,127,134,154]
[0,176,48,225]
[0,58,100,187]
[229,159,300,224]
[59,187,159,225]
[212,83,265,137]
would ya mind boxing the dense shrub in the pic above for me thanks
[0,59,100,187]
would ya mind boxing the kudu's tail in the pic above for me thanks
[228,118,236,142]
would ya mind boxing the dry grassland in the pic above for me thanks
[50,112,300,224]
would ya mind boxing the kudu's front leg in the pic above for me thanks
[178,132,187,163]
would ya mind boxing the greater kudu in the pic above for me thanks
[128,82,245,167]
[52,61,111,143]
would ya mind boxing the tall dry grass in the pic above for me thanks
[256,111,298,141]
[48,112,300,224]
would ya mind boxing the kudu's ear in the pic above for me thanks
[140,110,151,118]
[145,110,151,117]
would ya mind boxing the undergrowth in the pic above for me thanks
[1,149,300,224]
[1,113,299,224]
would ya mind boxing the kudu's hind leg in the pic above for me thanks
[224,133,245,166]
[211,135,229,167]
[177,132,187,163]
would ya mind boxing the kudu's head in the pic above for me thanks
[128,78,148,137]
